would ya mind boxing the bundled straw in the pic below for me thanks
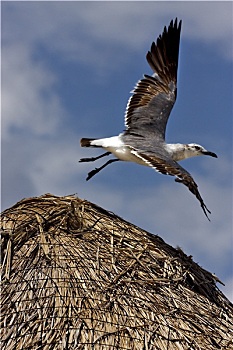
[1,194,233,349]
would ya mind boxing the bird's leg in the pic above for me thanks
[86,159,119,181]
[79,151,111,163]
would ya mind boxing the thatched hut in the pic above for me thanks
[1,194,233,349]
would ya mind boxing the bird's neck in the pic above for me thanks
[166,143,187,161]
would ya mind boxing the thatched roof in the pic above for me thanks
[1,194,233,349]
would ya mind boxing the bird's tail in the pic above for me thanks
[80,138,99,147]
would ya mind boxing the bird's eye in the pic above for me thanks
[194,146,200,150]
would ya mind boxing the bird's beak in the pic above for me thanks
[202,150,218,158]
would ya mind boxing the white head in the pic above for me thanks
[184,143,218,159]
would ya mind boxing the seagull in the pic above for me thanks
[79,18,217,220]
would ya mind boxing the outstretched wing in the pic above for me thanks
[130,149,211,220]
[124,18,182,140]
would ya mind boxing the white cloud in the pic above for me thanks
[29,137,82,195]
[2,2,232,142]
[2,2,233,68]
[2,44,64,140]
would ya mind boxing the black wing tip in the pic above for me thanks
[147,17,182,52]
[146,18,182,82]
[146,17,182,59]
[169,18,182,30]
[162,17,182,42]
[148,18,182,49]
[161,18,182,40]
[202,204,211,221]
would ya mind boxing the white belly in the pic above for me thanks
[90,135,148,166]
[105,146,147,166]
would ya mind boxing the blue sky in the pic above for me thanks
[2,2,232,300]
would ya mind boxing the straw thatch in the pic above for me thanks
[1,193,233,350]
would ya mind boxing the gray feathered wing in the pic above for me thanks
[124,18,182,140]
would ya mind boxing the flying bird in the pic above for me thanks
[79,18,217,220]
